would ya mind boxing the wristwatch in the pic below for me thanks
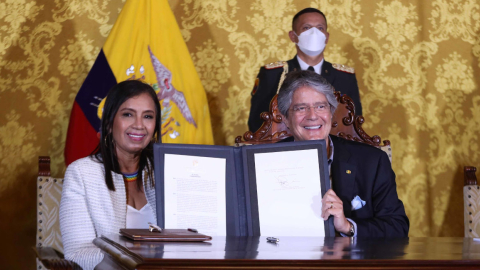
[348,221,355,236]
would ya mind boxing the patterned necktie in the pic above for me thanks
[307,66,315,72]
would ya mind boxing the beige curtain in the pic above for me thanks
[1,0,479,268]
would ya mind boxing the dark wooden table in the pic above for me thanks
[94,235,480,269]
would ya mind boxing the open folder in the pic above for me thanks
[153,140,334,237]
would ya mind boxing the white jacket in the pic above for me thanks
[59,156,156,270]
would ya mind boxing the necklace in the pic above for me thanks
[122,172,138,182]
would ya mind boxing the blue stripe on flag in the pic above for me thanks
[75,49,117,132]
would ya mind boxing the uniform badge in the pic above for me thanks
[265,61,286,70]
[332,63,355,74]
[251,77,259,96]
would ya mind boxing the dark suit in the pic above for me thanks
[280,135,409,237]
[248,57,362,132]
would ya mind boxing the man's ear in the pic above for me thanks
[288,31,297,43]
[325,31,330,45]
[281,114,290,129]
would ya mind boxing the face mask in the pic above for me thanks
[295,27,326,57]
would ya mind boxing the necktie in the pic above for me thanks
[307,66,315,72]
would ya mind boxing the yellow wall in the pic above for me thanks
[1,0,479,268]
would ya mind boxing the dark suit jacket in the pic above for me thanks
[280,135,409,237]
[248,57,362,132]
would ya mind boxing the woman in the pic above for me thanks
[60,80,161,270]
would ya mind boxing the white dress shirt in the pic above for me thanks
[297,55,324,74]
[126,202,156,228]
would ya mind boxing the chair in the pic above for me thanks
[35,156,76,270]
[464,166,480,237]
[236,92,392,162]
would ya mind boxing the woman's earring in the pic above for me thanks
[104,134,110,147]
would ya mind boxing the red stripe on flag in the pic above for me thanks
[64,101,100,166]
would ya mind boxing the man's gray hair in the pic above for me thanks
[277,70,338,118]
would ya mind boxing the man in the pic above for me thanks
[248,7,362,132]
[278,70,408,237]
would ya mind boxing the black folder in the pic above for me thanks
[154,140,334,237]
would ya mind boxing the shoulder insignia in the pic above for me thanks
[265,61,286,70]
[332,63,355,74]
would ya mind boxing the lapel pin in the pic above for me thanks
[346,170,351,174]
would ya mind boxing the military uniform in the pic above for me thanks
[248,56,362,132]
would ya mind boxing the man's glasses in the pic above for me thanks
[291,104,330,115]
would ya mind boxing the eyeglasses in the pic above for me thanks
[291,104,330,115]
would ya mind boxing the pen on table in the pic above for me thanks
[148,222,162,233]
[266,237,279,243]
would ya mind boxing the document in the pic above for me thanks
[164,154,227,236]
[154,141,333,237]
[254,149,325,236]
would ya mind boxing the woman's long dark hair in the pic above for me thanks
[91,80,161,191]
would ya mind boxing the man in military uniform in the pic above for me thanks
[248,7,362,132]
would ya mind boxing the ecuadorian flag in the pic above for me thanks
[65,0,214,166]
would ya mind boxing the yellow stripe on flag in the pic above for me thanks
[102,0,213,144]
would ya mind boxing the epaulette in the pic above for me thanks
[265,61,286,70]
[332,63,355,74]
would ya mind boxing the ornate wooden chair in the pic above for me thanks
[464,166,480,237]
[35,156,76,270]
[236,92,392,162]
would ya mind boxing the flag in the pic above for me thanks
[65,0,214,166]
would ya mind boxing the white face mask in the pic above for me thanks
[295,27,326,57]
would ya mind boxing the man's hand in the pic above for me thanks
[322,189,351,234]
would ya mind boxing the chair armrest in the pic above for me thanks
[34,246,77,270]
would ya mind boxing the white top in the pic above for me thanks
[296,55,324,74]
[60,156,156,270]
[126,202,156,228]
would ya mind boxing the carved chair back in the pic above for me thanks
[236,92,391,161]
[36,156,75,270]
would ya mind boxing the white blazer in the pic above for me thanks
[59,156,156,270]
